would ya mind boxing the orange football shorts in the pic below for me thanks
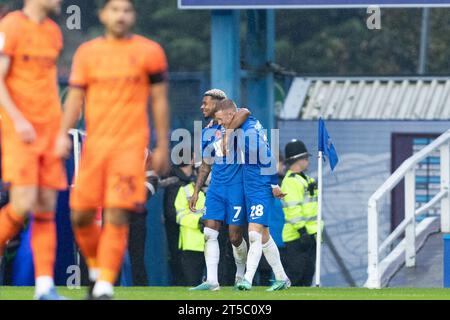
[70,143,146,212]
[1,120,67,190]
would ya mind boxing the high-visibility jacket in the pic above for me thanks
[175,183,206,252]
[280,170,323,243]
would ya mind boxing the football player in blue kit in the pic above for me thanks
[189,89,251,291]
[214,99,291,292]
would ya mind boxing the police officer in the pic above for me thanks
[174,159,206,286]
[280,140,322,286]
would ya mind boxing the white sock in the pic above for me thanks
[244,231,262,284]
[35,276,54,297]
[89,268,99,282]
[232,239,248,280]
[204,227,220,285]
[92,280,114,298]
[262,236,288,281]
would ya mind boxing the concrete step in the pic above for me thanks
[388,232,443,288]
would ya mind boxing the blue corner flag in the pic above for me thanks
[318,118,339,171]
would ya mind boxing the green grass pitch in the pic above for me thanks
[1,286,450,300]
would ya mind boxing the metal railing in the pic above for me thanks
[365,129,450,289]
[68,128,86,267]
[69,128,86,179]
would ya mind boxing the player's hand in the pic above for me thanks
[13,116,36,144]
[222,130,228,155]
[54,133,72,159]
[189,192,199,212]
[151,145,170,175]
[272,186,287,199]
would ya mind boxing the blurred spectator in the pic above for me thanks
[127,149,172,286]
[162,165,189,286]
[277,153,286,184]
[174,159,206,286]
[127,207,148,286]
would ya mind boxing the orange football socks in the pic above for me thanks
[0,204,25,256]
[73,221,102,272]
[31,212,56,278]
[97,224,129,284]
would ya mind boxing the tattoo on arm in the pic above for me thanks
[194,162,211,193]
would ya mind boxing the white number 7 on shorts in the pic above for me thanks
[233,206,242,220]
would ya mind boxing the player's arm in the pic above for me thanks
[54,87,85,158]
[55,43,88,158]
[272,174,287,199]
[189,161,211,212]
[147,44,170,175]
[223,108,251,154]
[228,107,251,130]
[149,81,170,175]
[0,56,36,143]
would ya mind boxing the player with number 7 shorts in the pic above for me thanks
[188,89,250,291]
[214,99,291,292]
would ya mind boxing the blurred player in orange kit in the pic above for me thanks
[55,0,170,300]
[0,0,67,300]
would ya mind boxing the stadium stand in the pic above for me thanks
[281,77,450,120]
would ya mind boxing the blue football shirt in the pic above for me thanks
[202,123,243,186]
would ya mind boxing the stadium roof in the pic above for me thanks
[281,77,450,120]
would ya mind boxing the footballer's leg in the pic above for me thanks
[229,225,247,285]
[92,147,144,299]
[31,188,65,300]
[204,219,221,288]
[261,227,291,291]
[236,222,264,291]
[71,209,100,298]
[190,186,225,291]
[29,121,69,300]
[190,219,221,291]
[92,208,129,300]
[0,186,37,257]
[0,187,36,298]
[69,148,104,298]
[0,135,39,258]
[225,186,248,286]
[258,197,290,291]
[236,195,266,290]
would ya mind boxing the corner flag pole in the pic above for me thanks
[315,150,323,287]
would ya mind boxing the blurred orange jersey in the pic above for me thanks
[69,35,168,151]
[0,11,66,190]
[0,11,63,127]
[69,35,168,211]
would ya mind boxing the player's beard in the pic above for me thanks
[109,22,132,39]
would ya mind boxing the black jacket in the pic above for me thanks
[163,166,193,225]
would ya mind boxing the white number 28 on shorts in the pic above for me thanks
[250,204,264,217]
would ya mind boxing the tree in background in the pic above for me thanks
[79,0,210,72]
[276,8,450,75]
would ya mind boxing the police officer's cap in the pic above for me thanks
[285,139,311,164]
